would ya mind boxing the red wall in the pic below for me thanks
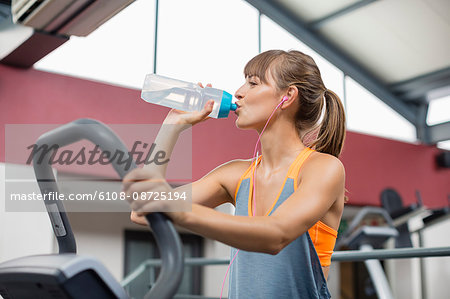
[1,65,449,208]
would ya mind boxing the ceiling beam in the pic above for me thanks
[309,0,378,30]
[0,30,68,68]
[0,1,69,68]
[390,66,450,102]
[245,0,417,125]
[416,102,430,143]
[428,121,450,144]
[0,1,11,22]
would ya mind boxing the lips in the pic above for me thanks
[234,102,242,115]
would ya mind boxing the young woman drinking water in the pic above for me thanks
[123,49,346,298]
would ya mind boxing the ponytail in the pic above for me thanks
[312,89,346,158]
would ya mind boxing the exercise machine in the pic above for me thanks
[380,188,426,248]
[0,119,184,299]
[414,196,450,299]
[337,207,398,299]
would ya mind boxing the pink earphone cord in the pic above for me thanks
[219,96,288,299]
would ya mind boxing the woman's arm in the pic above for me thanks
[130,90,222,225]
[129,158,247,207]
[142,90,214,176]
[125,163,243,227]
[127,154,345,253]
[129,156,249,225]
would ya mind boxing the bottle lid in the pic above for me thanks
[218,91,236,118]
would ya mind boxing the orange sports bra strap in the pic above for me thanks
[234,156,262,202]
[241,155,262,180]
[289,147,314,182]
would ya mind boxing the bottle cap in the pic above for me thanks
[218,91,236,118]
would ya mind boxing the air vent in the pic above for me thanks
[11,0,134,36]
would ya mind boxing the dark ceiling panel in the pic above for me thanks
[429,121,450,144]
[1,30,68,68]
[390,67,450,102]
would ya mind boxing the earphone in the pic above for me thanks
[251,95,288,216]
[220,95,288,298]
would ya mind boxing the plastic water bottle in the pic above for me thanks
[141,74,237,118]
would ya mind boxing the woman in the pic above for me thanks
[123,50,346,298]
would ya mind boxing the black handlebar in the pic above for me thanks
[32,118,184,299]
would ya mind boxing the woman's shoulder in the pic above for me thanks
[207,159,255,204]
[217,158,255,176]
[204,158,254,180]
[302,150,345,181]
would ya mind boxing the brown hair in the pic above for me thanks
[244,50,346,158]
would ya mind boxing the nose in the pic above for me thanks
[234,85,245,101]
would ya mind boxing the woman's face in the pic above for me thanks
[234,71,282,130]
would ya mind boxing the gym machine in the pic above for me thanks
[337,207,398,299]
[0,119,184,299]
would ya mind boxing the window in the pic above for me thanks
[34,0,156,89]
[427,95,450,126]
[345,76,417,142]
[157,0,259,94]
[428,95,450,150]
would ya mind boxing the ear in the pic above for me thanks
[281,86,298,109]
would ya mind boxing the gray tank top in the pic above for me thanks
[228,148,331,298]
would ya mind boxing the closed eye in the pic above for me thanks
[246,75,260,87]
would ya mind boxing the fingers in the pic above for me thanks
[130,211,148,226]
[197,82,212,88]
[133,200,168,214]
[182,99,213,125]
[123,168,153,192]
[202,100,214,114]
[122,168,165,195]
[168,82,213,125]
[123,169,171,213]
[194,100,213,122]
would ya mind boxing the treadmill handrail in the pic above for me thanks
[32,118,184,299]
[345,207,395,237]
[337,207,396,249]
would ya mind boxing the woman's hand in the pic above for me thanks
[163,83,214,128]
[130,211,148,226]
[123,168,186,224]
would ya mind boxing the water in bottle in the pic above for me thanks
[141,74,236,118]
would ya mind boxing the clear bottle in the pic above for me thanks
[141,74,237,118]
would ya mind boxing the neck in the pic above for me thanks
[257,119,306,172]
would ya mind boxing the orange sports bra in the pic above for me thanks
[307,220,338,267]
[234,147,338,267]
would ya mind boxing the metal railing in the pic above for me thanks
[121,246,450,298]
